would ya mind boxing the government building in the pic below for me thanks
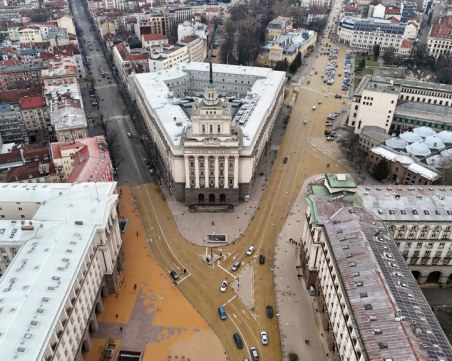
[131,62,286,207]
[0,183,122,361]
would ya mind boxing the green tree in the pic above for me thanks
[373,44,380,61]
[372,159,389,182]
[288,353,299,361]
[274,59,289,72]
[358,57,366,70]
[289,52,302,73]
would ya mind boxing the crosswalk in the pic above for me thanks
[308,137,353,170]
[94,84,117,90]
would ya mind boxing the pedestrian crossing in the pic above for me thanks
[308,137,352,170]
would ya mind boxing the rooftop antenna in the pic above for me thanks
[209,61,213,85]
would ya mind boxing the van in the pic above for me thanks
[233,333,244,349]
[218,306,227,320]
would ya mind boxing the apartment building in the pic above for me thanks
[131,62,285,206]
[427,15,452,58]
[19,95,51,145]
[0,182,122,361]
[0,60,43,92]
[141,33,169,49]
[301,174,452,360]
[0,101,28,144]
[148,44,189,72]
[135,12,171,39]
[348,75,452,134]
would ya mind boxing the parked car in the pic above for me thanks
[260,331,268,345]
[250,346,259,361]
[266,305,274,318]
[218,306,227,320]
[170,270,179,280]
[233,333,244,349]
[259,255,265,264]
[283,156,288,164]
[325,121,333,126]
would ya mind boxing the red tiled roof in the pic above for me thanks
[389,16,400,24]
[142,33,168,41]
[0,47,17,54]
[40,51,55,60]
[6,162,55,182]
[0,145,50,167]
[429,16,452,39]
[400,39,413,49]
[114,43,148,61]
[19,95,47,110]
[0,88,42,102]
[0,59,21,66]
[385,7,401,14]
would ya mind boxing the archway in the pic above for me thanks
[219,194,226,204]
[411,271,421,282]
[426,271,441,284]
[198,194,205,204]
[209,194,215,204]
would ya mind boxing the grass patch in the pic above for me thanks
[354,53,377,88]
[355,53,378,68]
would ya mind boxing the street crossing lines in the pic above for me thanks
[307,137,352,170]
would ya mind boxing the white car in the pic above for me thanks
[260,331,268,345]
[246,246,255,256]
[220,280,227,292]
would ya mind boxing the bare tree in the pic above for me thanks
[271,0,292,17]
[382,47,396,64]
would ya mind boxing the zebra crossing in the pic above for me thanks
[308,137,353,170]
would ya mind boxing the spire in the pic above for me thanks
[209,61,213,85]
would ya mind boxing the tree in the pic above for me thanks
[271,0,292,17]
[358,57,366,70]
[274,59,289,72]
[372,159,389,182]
[289,52,302,74]
[382,47,396,65]
[437,68,452,84]
[288,353,299,361]
[373,44,380,60]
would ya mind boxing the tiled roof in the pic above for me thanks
[5,162,55,182]
[400,39,413,49]
[142,33,168,41]
[19,96,47,110]
[429,15,452,39]
[0,88,42,102]
[385,6,401,14]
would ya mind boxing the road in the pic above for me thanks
[70,0,150,186]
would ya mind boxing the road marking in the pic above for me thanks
[176,273,191,285]
[218,264,236,278]
[224,295,237,305]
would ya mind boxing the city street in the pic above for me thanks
[70,0,150,186]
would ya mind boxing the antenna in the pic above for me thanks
[95,182,100,201]
[209,61,213,85]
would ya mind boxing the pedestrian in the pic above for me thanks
[115,313,118,319]
[120,326,123,332]
[134,283,137,291]
[136,231,138,237]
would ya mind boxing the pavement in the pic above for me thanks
[84,186,227,361]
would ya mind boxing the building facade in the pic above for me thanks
[427,15,452,58]
[19,95,51,145]
[0,182,123,361]
[131,62,285,207]
[0,101,28,144]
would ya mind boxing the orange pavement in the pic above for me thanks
[84,185,226,361]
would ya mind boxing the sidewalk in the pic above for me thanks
[84,186,226,361]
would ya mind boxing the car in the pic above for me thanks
[335,94,342,99]
[127,132,131,137]
[218,306,227,320]
[98,78,101,81]
[250,346,259,361]
[220,280,228,292]
[283,156,288,164]
[233,333,244,349]
[231,262,241,271]
[266,305,273,318]
[326,136,335,141]
[246,246,255,256]
[312,105,316,110]
[260,331,268,345]
[169,270,179,280]
[259,254,265,264]
[325,121,333,126]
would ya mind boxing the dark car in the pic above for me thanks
[266,305,274,318]
[259,254,265,264]
[233,333,244,349]
[169,270,179,280]
[283,156,288,164]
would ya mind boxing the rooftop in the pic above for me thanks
[19,95,47,110]
[0,182,118,361]
[428,15,452,40]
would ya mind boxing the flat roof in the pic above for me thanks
[0,182,118,360]
[133,62,286,148]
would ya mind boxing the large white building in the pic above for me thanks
[348,75,452,134]
[0,182,122,361]
[301,174,452,360]
[427,15,452,58]
[131,62,285,206]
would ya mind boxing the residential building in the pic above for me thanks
[0,60,43,91]
[266,16,293,42]
[17,25,43,43]
[301,174,452,360]
[19,95,51,144]
[141,33,169,49]
[0,182,122,361]
[348,75,452,134]
[112,42,149,84]
[51,136,114,182]
[0,101,28,144]
[427,15,452,58]
[131,62,285,206]
[177,21,209,43]
[148,43,190,72]
[358,125,391,157]
[181,36,207,63]
[41,56,78,88]
[258,29,317,68]
[56,14,76,35]
[135,11,171,39]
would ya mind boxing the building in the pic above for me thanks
[141,33,169,49]
[180,36,207,63]
[358,125,391,157]
[266,16,293,42]
[41,56,78,88]
[427,15,452,58]
[148,43,190,72]
[301,174,452,360]
[19,95,51,145]
[259,29,317,68]
[0,60,43,91]
[348,75,452,134]
[177,21,209,43]
[51,136,114,182]
[56,14,76,35]
[337,16,416,53]
[135,12,171,39]
[112,42,149,84]
[17,25,43,43]
[0,182,122,361]
[131,62,285,206]
[0,101,28,144]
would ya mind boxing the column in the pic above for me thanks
[233,155,239,188]
[214,155,219,188]
[204,156,209,188]
[224,156,229,189]
[184,156,190,188]
[194,155,200,188]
